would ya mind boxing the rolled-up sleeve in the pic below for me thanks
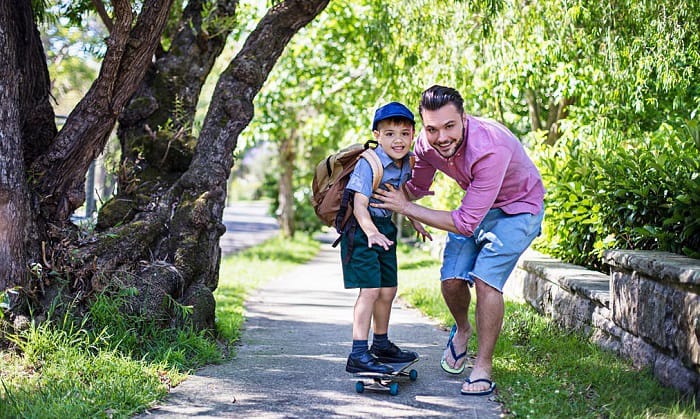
[405,154,436,199]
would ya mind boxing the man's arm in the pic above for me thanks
[372,184,461,235]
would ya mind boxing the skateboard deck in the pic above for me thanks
[352,358,419,395]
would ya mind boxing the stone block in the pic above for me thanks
[608,252,700,369]
[654,353,700,398]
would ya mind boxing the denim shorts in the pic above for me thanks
[340,216,398,289]
[440,208,544,292]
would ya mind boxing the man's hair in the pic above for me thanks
[419,85,465,116]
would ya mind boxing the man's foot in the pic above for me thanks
[460,377,496,396]
[346,352,394,374]
[440,325,471,374]
[369,341,419,363]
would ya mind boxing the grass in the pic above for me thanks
[397,243,698,418]
[0,233,319,418]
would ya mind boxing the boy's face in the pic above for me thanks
[373,120,414,161]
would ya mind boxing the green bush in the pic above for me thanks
[534,120,700,270]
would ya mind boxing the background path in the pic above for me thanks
[138,202,503,418]
[218,201,280,255]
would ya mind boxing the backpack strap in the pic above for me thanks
[334,144,384,245]
[360,148,383,192]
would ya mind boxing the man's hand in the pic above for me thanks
[371,183,409,213]
[409,218,433,242]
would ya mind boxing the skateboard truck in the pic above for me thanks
[352,359,419,396]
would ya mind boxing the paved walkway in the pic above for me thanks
[138,203,503,418]
[219,201,280,254]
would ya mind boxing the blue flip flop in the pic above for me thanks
[440,325,468,375]
[460,378,496,396]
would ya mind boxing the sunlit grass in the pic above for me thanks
[397,243,698,418]
[0,310,180,418]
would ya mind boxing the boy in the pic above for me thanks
[342,102,420,374]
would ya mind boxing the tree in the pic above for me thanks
[0,0,329,330]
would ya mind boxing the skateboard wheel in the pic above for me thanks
[355,381,365,393]
[389,382,399,396]
[409,369,418,381]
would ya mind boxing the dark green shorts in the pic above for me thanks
[340,217,397,289]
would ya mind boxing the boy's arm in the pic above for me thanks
[352,192,393,251]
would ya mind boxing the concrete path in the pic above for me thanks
[138,203,503,418]
[218,201,280,254]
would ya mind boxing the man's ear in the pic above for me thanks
[372,129,380,139]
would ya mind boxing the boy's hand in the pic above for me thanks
[366,232,394,251]
[409,218,433,242]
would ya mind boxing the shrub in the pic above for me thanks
[534,120,699,270]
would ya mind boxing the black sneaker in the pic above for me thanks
[345,352,394,374]
[369,341,419,363]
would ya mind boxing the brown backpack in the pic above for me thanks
[311,140,383,240]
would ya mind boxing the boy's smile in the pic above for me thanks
[374,121,414,163]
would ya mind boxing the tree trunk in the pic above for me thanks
[526,88,542,132]
[278,132,297,238]
[105,0,239,233]
[1,0,330,332]
[0,1,52,291]
[545,96,574,145]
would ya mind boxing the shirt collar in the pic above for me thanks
[374,145,413,168]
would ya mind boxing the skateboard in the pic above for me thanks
[352,358,419,396]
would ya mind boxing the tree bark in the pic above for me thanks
[0,1,50,291]
[278,131,297,238]
[526,88,542,132]
[545,96,574,145]
[161,0,330,327]
[31,0,175,223]
[101,0,239,231]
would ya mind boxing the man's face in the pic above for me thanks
[421,103,466,158]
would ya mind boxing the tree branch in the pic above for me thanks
[91,0,113,33]
[32,0,175,222]
[184,0,331,188]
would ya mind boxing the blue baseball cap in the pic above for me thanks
[372,102,415,131]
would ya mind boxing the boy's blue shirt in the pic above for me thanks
[346,146,413,218]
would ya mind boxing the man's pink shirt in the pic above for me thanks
[405,116,545,237]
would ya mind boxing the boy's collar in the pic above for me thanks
[374,145,413,168]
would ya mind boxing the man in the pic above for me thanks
[372,85,545,396]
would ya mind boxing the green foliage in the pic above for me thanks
[31,0,52,23]
[535,121,700,269]
[397,244,697,417]
[85,289,220,370]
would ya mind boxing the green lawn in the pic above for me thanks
[396,243,698,418]
[1,235,695,418]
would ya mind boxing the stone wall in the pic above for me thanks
[504,249,700,399]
